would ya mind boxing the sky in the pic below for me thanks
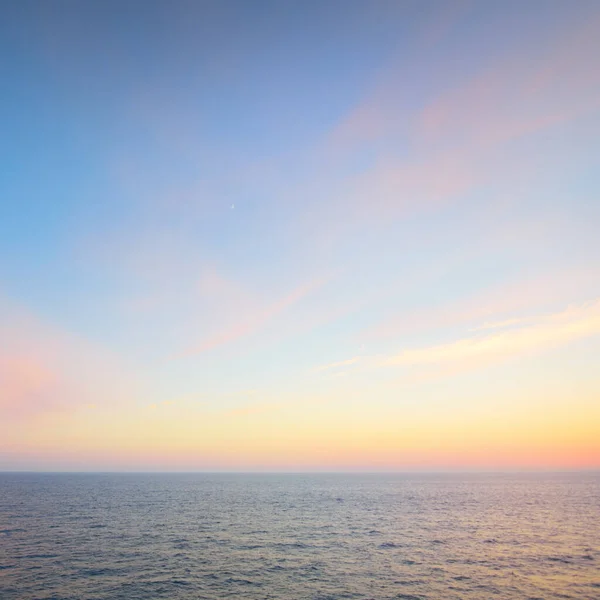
[1,0,599,472]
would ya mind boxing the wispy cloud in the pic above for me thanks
[420,10,600,150]
[319,10,600,228]
[383,299,600,369]
[0,356,64,419]
[315,298,600,381]
[470,317,535,332]
[176,276,329,358]
[0,295,143,422]
[363,267,600,341]
[314,357,361,373]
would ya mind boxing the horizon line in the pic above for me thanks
[2,469,599,475]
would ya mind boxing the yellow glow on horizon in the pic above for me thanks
[4,382,598,470]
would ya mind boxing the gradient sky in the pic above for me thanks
[1,0,599,471]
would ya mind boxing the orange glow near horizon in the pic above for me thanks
[3,377,599,471]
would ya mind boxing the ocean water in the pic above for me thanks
[1,473,599,600]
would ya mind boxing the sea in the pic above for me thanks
[1,472,599,600]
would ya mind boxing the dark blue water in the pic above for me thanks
[1,473,599,599]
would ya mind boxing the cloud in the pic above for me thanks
[176,275,329,357]
[316,298,600,382]
[526,12,600,102]
[0,356,64,419]
[347,153,476,220]
[315,357,361,373]
[383,298,600,370]
[363,267,600,341]
[412,12,600,163]
[318,10,600,227]
[470,317,535,332]
[324,1,474,155]
[0,295,143,422]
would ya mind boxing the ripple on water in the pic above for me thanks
[0,472,599,600]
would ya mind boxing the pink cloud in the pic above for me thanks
[527,13,600,100]
[0,356,64,419]
[415,14,600,152]
[346,152,476,221]
[0,295,143,423]
[177,275,329,357]
[326,1,473,155]
[318,11,600,228]
[326,83,396,155]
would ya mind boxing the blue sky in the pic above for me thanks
[1,0,599,470]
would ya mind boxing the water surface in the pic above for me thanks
[1,473,598,599]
